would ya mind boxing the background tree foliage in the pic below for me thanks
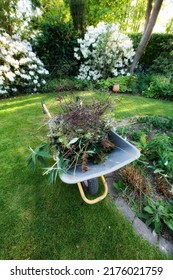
[0,0,18,35]
[0,0,172,80]
[85,0,147,32]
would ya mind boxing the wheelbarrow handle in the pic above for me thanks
[41,99,52,119]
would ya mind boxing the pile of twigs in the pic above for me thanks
[50,97,115,172]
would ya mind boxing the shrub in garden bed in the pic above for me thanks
[94,75,138,93]
[0,32,49,97]
[115,115,173,240]
[94,74,173,100]
[41,78,91,93]
[74,22,135,80]
[136,74,173,100]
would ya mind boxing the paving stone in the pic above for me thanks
[115,198,135,223]
[158,236,173,254]
[133,217,158,245]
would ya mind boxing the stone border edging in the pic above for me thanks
[105,174,173,255]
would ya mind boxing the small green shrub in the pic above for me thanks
[135,73,152,93]
[136,116,173,131]
[42,78,90,93]
[143,75,173,99]
[143,134,173,177]
[135,74,173,100]
[141,197,173,234]
[94,76,136,93]
[131,130,147,142]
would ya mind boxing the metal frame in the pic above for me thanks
[77,176,108,204]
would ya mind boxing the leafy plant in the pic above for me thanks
[144,134,173,177]
[141,197,173,234]
[28,144,71,184]
[95,76,134,93]
[41,78,91,93]
[28,144,53,171]
[113,179,126,194]
[143,75,173,99]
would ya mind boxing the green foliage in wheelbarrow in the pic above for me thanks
[28,96,115,184]
[28,143,53,171]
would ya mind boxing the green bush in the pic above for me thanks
[94,76,136,93]
[140,75,173,100]
[129,33,173,72]
[148,51,173,79]
[41,78,91,93]
[141,197,173,234]
[94,74,173,100]
[34,16,79,78]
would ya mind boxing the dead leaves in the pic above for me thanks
[82,151,89,172]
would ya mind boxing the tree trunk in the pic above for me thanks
[130,0,163,75]
[70,0,86,35]
[144,0,153,31]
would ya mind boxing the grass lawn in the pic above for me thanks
[0,91,172,260]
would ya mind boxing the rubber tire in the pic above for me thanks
[81,178,99,196]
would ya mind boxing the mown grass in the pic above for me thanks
[0,91,172,260]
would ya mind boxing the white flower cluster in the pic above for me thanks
[0,32,49,96]
[74,22,135,80]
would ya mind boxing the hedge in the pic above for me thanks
[128,33,173,70]
[34,18,79,78]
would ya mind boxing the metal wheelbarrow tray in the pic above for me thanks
[58,130,140,204]
[59,130,140,184]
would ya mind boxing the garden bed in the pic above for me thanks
[114,115,173,243]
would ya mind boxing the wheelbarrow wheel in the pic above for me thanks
[81,178,98,196]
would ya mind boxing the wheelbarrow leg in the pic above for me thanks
[77,176,108,205]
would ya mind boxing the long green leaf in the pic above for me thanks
[164,219,173,231]
[68,137,79,145]
[144,206,154,214]
[37,150,53,158]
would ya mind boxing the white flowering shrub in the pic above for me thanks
[0,32,49,96]
[74,22,135,80]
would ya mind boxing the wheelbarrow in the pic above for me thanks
[41,100,140,204]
